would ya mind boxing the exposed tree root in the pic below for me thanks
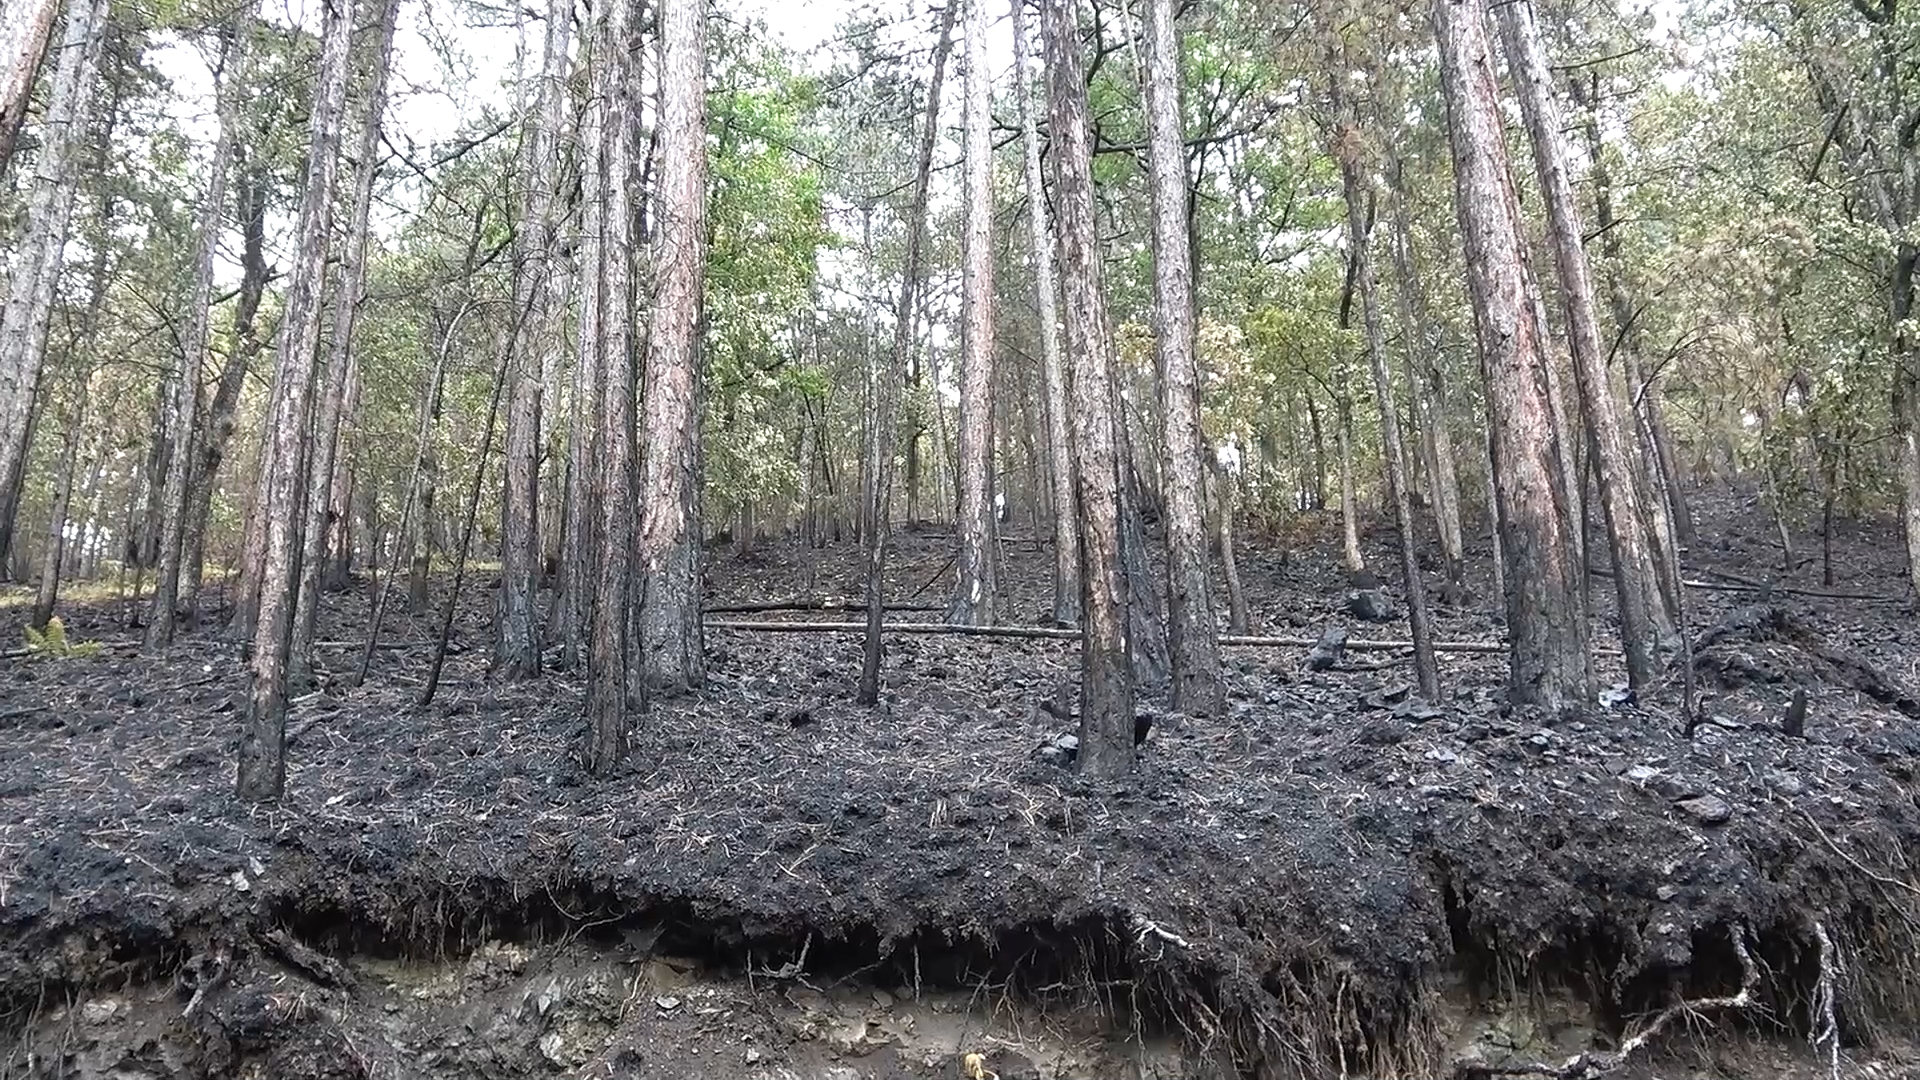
[1452,923,1761,1080]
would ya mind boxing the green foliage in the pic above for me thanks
[23,617,104,660]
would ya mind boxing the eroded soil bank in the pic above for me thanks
[5,507,1920,1078]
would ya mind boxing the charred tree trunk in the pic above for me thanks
[859,2,955,705]
[236,0,355,802]
[1333,80,1439,702]
[1433,0,1591,713]
[497,0,573,680]
[1214,455,1250,634]
[148,7,253,648]
[290,0,399,683]
[1498,0,1667,687]
[0,0,108,576]
[1041,0,1135,777]
[182,159,271,617]
[634,0,708,696]
[1386,156,1466,589]
[948,0,998,628]
[30,381,90,630]
[1570,73,1693,558]
[1141,0,1222,715]
[1012,0,1078,627]
[584,0,641,773]
[1335,393,1364,572]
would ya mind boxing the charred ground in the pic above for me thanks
[4,502,1920,1079]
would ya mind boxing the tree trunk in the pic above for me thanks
[635,0,707,697]
[584,0,641,774]
[1012,0,1078,628]
[497,0,574,680]
[0,0,60,175]
[1496,0,1667,686]
[183,159,271,618]
[289,0,399,685]
[1041,0,1134,777]
[1334,82,1439,702]
[0,0,108,576]
[1141,0,1222,715]
[1335,393,1364,572]
[236,0,355,802]
[1433,0,1591,713]
[30,383,89,630]
[1214,454,1250,634]
[859,2,955,704]
[1569,75,1694,560]
[948,0,998,628]
[1386,155,1466,589]
[147,8,253,648]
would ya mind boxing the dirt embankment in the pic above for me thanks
[4,515,1920,1079]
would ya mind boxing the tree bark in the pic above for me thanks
[289,0,399,685]
[1335,393,1364,572]
[1568,73,1693,558]
[1041,0,1134,777]
[634,0,707,697]
[497,0,574,680]
[30,380,89,630]
[1496,0,1669,686]
[1141,0,1222,715]
[0,0,108,576]
[948,0,998,628]
[859,2,956,705]
[0,0,60,176]
[147,8,253,648]
[1011,0,1078,628]
[584,0,641,774]
[1433,0,1591,714]
[1214,454,1250,634]
[183,158,271,617]
[236,0,356,802]
[1386,155,1466,589]
[1333,80,1439,702]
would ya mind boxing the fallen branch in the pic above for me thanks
[260,928,356,990]
[1131,913,1191,951]
[705,619,1510,653]
[1453,922,1759,1080]
[702,598,943,615]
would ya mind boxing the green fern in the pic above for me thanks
[23,616,102,659]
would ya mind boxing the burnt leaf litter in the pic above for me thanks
[4,504,1920,1078]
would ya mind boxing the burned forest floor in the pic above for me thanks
[6,496,1920,1079]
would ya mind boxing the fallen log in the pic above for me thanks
[704,619,1509,654]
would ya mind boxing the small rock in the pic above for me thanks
[744,1047,762,1064]
[81,999,121,1025]
[1424,747,1459,764]
[1623,764,1661,785]
[1765,770,1805,797]
[1599,683,1634,710]
[655,994,682,1011]
[1362,683,1412,710]
[1527,733,1551,750]
[538,1033,568,1066]
[1676,795,1732,826]
[1034,733,1078,767]
[228,870,251,893]
[1347,588,1398,623]
[1656,885,1678,901]
[1306,627,1348,671]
